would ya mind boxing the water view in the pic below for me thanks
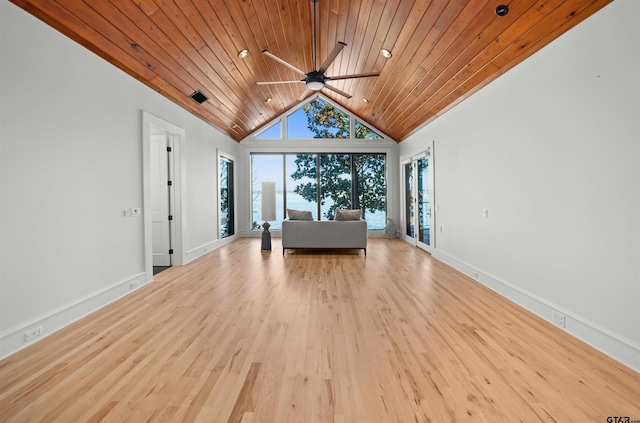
[253,191,386,230]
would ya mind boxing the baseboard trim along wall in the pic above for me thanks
[184,235,239,264]
[432,249,640,374]
[0,272,147,360]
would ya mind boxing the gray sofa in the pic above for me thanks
[281,218,367,255]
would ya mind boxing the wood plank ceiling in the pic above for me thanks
[11,0,611,142]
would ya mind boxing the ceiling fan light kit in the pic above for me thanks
[306,71,325,90]
[256,0,380,101]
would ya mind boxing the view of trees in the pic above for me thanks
[303,99,350,138]
[291,154,385,220]
[219,158,234,237]
[291,99,386,220]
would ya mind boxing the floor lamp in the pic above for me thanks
[261,181,276,251]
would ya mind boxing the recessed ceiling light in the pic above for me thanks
[237,49,249,59]
[362,98,369,103]
[265,97,272,103]
[380,49,392,59]
[495,5,509,16]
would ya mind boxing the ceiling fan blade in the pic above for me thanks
[262,50,306,76]
[297,88,312,102]
[318,42,346,74]
[256,80,304,85]
[326,71,380,81]
[323,83,352,99]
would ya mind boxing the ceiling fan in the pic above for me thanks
[256,0,380,101]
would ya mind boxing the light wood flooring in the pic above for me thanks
[1,238,639,422]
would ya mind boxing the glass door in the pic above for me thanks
[417,155,431,249]
[404,162,416,242]
[403,145,433,252]
[219,156,234,238]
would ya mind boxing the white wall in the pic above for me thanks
[0,2,238,357]
[400,0,640,371]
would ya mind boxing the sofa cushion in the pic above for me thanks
[287,208,313,220]
[335,209,362,221]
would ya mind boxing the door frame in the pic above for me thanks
[142,111,185,282]
[400,141,435,253]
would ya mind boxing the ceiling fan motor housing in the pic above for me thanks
[306,71,325,90]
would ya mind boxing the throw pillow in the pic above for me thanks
[334,209,362,221]
[287,209,313,220]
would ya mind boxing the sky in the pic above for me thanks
[252,154,316,192]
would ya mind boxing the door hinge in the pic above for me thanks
[167,180,173,186]
[169,249,174,255]
[168,215,173,220]
[167,146,172,152]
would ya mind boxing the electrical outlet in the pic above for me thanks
[130,280,139,290]
[552,311,566,328]
[25,326,43,342]
[124,208,142,217]
[471,271,479,279]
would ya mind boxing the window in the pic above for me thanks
[319,154,351,219]
[253,95,384,141]
[251,154,284,230]
[251,153,386,229]
[288,98,350,138]
[355,121,383,139]
[255,120,282,139]
[219,157,234,238]
[286,154,317,217]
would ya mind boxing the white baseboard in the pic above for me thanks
[184,235,238,264]
[432,249,640,374]
[0,272,147,360]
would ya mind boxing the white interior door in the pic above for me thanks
[151,134,171,266]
